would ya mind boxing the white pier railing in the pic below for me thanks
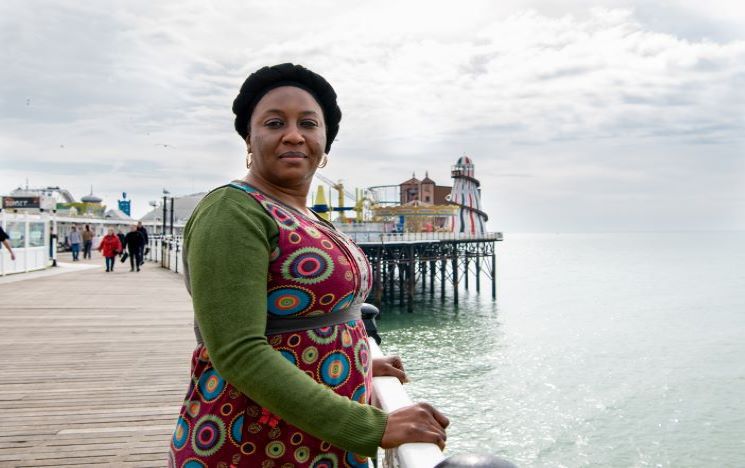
[369,339,447,468]
[352,231,503,244]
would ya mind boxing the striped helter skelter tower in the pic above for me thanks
[448,155,488,234]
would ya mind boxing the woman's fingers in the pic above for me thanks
[381,403,449,450]
[430,406,450,429]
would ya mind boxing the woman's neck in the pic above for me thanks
[241,173,312,216]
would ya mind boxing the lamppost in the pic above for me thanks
[162,189,169,237]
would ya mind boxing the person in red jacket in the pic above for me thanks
[98,228,122,272]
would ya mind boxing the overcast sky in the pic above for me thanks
[1,0,743,231]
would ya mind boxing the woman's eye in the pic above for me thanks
[265,120,283,128]
[301,120,319,128]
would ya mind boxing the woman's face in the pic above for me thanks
[108,229,114,235]
[248,86,327,188]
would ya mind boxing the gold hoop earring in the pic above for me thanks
[318,153,328,168]
[246,153,253,169]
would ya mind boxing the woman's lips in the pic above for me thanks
[279,152,307,159]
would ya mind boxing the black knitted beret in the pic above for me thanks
[232,63,342,154]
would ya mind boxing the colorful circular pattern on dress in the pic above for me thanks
[351,384,366,404]
[295,446,310,462]
[311,453,338,467]
[301,346,319,364]
[278,348,298,365]
[269,246,281,261]
[197,369,226,402]
[262,203,299,230]
[319,351,351,388]
[354,340,370,375]
[191,414,226,457]
[265,440,286,459]
[183,459,207,468]
[247,422,261,434]
[267,287,314,316]
[319,293,335,306]
[290,432,303,445]
[307,326,338,345]
[346,451,369,468]
[304,225,322,238]
[281,247,334,285]
[229,414,243,445]
[337,255,349,265]
[320,440,332,451]
[172,416,189,450]
[220,403,233,416]
[341,329,353,347]
[198,346,210,362]
[240,441,256,455]
[287,334,301,347]
[320,239,334,250]
[288,231,302,244]
[344,270,354,281]
[331,292,354,313]
[186,400,200,418]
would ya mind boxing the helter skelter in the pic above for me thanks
[447,155,488,234]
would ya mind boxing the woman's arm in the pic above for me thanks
[186,188,387,456]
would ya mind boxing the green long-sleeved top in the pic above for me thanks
[182,185,388,457]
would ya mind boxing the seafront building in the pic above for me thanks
[2,156,497,278]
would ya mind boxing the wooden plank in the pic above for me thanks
[0,254,194,467]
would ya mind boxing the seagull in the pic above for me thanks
[154,143,174,148]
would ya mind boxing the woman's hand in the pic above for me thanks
[380,403,450,450]
[372,356,409,383]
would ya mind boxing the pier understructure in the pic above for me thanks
[355,232,502,313]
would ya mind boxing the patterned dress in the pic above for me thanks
[169,183,375,468]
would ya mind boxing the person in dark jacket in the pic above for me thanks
[136,221,149,266]
[123,225,144,272]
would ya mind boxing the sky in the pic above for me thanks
[1,0,743,232]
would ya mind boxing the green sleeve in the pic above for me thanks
[184,187,388,457]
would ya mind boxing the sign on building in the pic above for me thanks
[2,196,41,210]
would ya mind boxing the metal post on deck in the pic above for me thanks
[169,197,175,237]
[162,196,167,236]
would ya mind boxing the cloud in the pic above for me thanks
[1,0,743,230]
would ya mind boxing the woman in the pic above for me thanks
[82,224,93,259]
[170,64,448,467]
[98,228,122,272]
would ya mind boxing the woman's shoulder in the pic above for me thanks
[186,184,278,237]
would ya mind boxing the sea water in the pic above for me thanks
[377,232,745,467]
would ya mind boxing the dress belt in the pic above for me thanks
[265,304,362,335]
[194,304,362,345]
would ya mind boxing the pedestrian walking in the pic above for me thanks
[82,225,93,259]
[69,226,82,261]
[0,225,16,261]
[123,225,144,272]
[136,221,149,266]
[98,228,122,272]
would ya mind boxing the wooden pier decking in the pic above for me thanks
[0,253,194,467]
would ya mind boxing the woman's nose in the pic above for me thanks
[282,125,305,145]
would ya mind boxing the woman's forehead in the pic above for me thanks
[253,86,323,115]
